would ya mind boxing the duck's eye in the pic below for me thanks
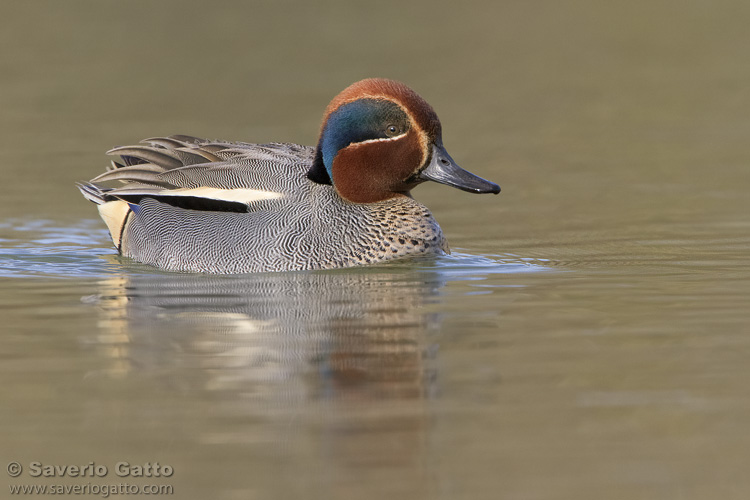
[385,124,401,137]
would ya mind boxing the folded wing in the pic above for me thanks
[77,135,314,249]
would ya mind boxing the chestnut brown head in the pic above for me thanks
[308,78,500,203]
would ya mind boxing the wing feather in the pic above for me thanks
[79,136,314,215]
[107,145,183,170]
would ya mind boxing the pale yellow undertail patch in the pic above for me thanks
[97,200,130,248]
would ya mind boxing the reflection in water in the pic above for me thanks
[90,269,442,387]
[88,268,446,494]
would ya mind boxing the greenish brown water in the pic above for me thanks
[2,1,750,499]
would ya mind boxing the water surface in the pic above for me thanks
[2,1,750,499]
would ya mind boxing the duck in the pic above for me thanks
[77,78,500,273]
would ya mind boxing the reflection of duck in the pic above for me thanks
[90,268,444,403]
[89,268,443,493]
[77,79,499,273]
[85,258,531,497]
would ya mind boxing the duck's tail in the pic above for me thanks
[76,181,112,205]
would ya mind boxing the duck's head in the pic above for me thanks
[307,78,500,203]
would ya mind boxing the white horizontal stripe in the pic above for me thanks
[160,187,284,204]
[357,132,408,145]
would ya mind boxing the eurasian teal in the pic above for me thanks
[77,78,500,273]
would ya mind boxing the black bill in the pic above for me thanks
[418,144,500,194]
